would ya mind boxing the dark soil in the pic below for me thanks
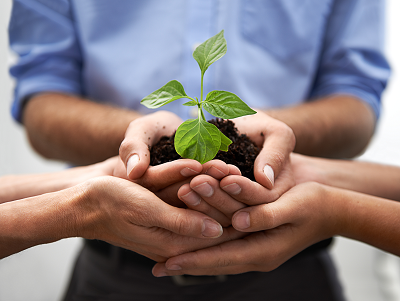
[149,119,260,181]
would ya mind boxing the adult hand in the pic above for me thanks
[233,110,296,190]
[119,111,183,180]
[77,176,246,262]
[178,158,295,226]
[152,182,336,276]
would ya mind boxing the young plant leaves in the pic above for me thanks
[203,90,257,119]
[219,131,232,152]
[141,30,256,165]
[183,100,198,106]
[141,80,192,109]
[193,30,227,74]
[174,119,222,164]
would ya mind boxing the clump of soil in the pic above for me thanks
[150,119,260,180]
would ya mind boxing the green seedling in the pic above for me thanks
[141,30,256,164]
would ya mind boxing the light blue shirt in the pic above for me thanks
[9,0,390,123]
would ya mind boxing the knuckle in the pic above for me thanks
[172,212,193,236]
[119,139,134,158]
[216,256,233,268]
[257,205,277,229]
[269,150,286,170]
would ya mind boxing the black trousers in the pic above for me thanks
[63,241,346,301]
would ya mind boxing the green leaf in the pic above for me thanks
[203,90,257,119]
[219,131,232,152]
[141,80,192,109]
[174,119,221,164]
[193,30,227,74]
[183,100,198,107]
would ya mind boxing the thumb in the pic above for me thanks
[145,195,224,238]
[254,125,295,189]
[232,199,293,232]
[119,134,151,180]
[120,111,183,180]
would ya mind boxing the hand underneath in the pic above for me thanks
[153,182,337,275]
[77,176,246,262]
[178,159,295,227]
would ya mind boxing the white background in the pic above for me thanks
[1,1,400,300]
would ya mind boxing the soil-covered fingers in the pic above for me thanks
[233,112,295,189]
[119,111,182,180]
[253,121,295,189]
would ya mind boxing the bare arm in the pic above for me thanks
[291,153,400,202]
[22,93,142,165]
[0,159,251,259]
[266,95,376,158]
[0,158,117,204]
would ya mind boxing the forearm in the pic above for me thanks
[22,93,142,165]
[266,95,376,158]
[323,160,400,201]
[0,185,88,259]
[292,154,400,201]
[330,185,400,256]
[0,159,115,204]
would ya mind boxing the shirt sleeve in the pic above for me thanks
[309,0,390,119]
[8,0,82,123]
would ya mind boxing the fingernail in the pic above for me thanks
[221,183,241,195]
[181,191,201,206]
[193,182,214,197]
[167,265,182,271]
[180,167,200,177]
[234,212,250,230]
[127,154,139,177]
[202,219,223,238]
[263,165,274,187]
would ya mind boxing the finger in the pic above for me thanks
[155,178,191,208]
[119,111,182,180]
[220,163,295,206]
[178,183,232,227]
[253,123,295,189]
[152,234,263,276]
[152,225,308,276]
[201,160,230,179]
[231,194,298,232]
[228,164,242,176]
[112,157,130,180]
[119,124,152,180]
[188,175,246,218]
[134,185,225,238]
[135,159,202,191]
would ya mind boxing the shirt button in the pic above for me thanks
[190,107,198,118]
[192,42,201,52]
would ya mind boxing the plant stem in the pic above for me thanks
[200,71,204,102]
[199,71,206,121]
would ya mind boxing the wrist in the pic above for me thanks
[66,179,106,240]
[320,185,352,238]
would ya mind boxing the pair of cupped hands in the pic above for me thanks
[89,110,332,277]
